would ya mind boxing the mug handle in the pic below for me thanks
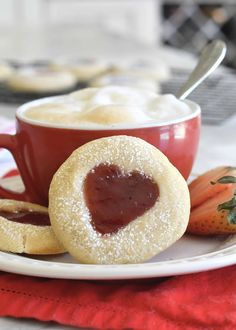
[0,133,38,202]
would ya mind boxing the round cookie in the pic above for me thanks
[90,73,160,93]
[0,61,14,82]
[51,58,109,82]
[49,136,190,264]
[0,199,65,254]
[111,59,170,82]
[7,67,77,93]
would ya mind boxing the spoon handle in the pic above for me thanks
[176,40,227,100]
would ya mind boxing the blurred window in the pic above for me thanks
[0,0,160,45]
[163,0,236,68]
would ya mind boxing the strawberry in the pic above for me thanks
[187,166,236,235]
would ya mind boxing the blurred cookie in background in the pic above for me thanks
[7,66,77,94]
[51,58,110,82]
[110,58,170,83]
[90,73,160,93]
[0,61,14,82]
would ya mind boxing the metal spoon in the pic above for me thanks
[176,40,227,100]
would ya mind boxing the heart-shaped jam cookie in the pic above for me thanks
[49,136,190,264]
[84,163,159,234]
[0,199,65,255]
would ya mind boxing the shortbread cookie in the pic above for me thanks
[7,67,77,93]
[90,73,160,92]
[0,61,14,82]
[49,136,190,264]
[51,58,109,81]
[0,199,65,254]
[111,59,170,82]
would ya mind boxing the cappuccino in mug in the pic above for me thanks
[0,86,200,205]
[20,86,197,128]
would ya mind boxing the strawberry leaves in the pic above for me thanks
[218,191,236,224]
[211,176,236,184]
[211,175,236,224]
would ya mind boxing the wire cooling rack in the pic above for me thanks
[0,60,86,104]
[162,69,236,125]
[0,66,235,125]
[0,82,86,105]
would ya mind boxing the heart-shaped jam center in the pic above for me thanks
[0,210,50,226]
[84,163,159,235]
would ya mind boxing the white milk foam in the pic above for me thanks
[22,86,198,128]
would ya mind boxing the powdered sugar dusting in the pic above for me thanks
[49,136,190,264]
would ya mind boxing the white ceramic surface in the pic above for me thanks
[0,228,236,280]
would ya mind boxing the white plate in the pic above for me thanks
[0,234,236,280]
[0,176,236,280]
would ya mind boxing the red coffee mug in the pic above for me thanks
[0,97,201,206]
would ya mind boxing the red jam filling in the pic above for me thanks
[84,163,159,235]
[0,210,50,226]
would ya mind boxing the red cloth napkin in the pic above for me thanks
[0,171,236,329]
[0,267,236,330]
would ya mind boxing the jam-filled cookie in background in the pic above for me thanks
[49,136,190,264]
[0,199,65,254]
[7,66,77,94]
[51,58,110,82]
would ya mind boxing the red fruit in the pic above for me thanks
[187,166,236,235]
